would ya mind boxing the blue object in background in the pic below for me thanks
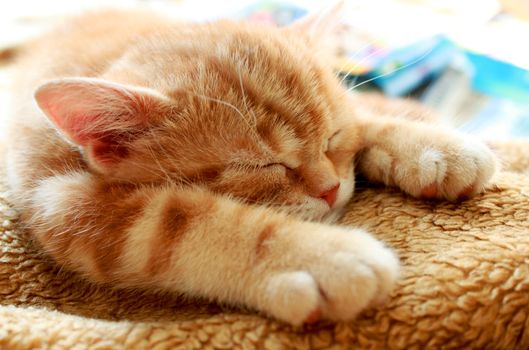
[459,97,529,138]
[465,51,529,106]
[459,50,529,138]
[368,37,457,97]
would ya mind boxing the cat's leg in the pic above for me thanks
[356,117,497,200]
[29,171,399,325]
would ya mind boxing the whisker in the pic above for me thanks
[345,46,435,94]
[336,41,377,86]
[186,91,264,141]
[145,131,175,184]
[237,64,258,126]
[185,89,272,154]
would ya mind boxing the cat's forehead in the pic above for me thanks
[156,23,340,162]
[209,24,337,140]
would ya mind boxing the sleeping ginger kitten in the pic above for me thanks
[5,7,497,325]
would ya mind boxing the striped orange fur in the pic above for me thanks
[5,7,497,325]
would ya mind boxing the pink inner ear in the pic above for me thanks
[35,78,158,147]
[46,107,103,146]
[35,78,166,172]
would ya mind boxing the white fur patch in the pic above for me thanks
[264,271,319,326]
[31,172,92,228]
[418,148,446,187]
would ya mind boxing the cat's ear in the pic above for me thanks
[35,77,169,173]
[283,1,344,45]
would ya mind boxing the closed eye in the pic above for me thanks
[263,162,298,181]
[263,162,292,170]
[229,162,291,171]
[326,130,341,152]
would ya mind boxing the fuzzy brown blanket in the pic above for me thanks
[1,140,529,349]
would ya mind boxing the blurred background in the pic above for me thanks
[1,0,528,139]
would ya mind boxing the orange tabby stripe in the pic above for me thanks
[201,53,327,144]
[145,192,217,276]
[255,222,277,260]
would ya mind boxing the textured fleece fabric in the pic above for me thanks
[1,140,528,349]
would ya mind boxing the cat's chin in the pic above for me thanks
[274,192,353,223]
[274,197,330,222]
[321,207,347,224]
[284,205,344,224]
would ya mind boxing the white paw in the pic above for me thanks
[399,137,497,200]
[365,134,497,201]
[260,227,399,325]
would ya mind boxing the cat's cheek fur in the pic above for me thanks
[334,165,356,210]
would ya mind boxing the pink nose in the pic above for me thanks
[318,184,340,207]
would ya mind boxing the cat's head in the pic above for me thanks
[35,3,362,220]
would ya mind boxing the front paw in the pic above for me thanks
[364,133,497,201]
[258,226,399,325]
[406,136,497,200]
